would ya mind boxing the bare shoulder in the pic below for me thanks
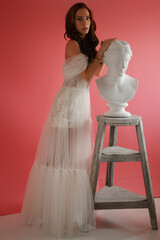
[65,40,81,59]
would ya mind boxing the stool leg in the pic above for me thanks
[136,120,158,230]
[90,120,106,199]
[106,126,118,187]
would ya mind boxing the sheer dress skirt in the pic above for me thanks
[20,83,96,238]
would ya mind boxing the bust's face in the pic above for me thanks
[106,51,131,77]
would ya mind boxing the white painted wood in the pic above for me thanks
[106,126,118,186]
[95,186,146,202]
[136,119,158,230]
[102,146,139,155]
[95,186,148,209]
[96,115,141,126]
[90,119,106,198]
[101,146,141,162]
[90,115,158,230]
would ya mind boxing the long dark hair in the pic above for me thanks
[64,3,99,63]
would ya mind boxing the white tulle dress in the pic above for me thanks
[20,53,96,238]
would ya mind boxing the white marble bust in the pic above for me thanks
[96,40,138,117]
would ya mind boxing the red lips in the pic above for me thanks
[82,27,88,30]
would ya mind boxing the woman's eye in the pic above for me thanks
[76,17,90,21]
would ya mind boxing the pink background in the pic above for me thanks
[1,0,160,215]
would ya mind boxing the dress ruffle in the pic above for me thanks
[20,162,96,238]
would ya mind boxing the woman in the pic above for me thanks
[20,2,116,238]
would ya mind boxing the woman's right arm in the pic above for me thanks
[65,38,117,83]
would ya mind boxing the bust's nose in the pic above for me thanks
[121,60,128,70]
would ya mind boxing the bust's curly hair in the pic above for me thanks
[64,2,99,63]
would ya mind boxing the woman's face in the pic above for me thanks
[74,8,91,38]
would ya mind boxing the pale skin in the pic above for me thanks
[65,8,117,82]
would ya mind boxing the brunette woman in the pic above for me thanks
[20,2,116,238]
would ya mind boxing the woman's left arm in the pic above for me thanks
[95,62,105,77]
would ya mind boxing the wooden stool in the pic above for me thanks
[90,115,158,230]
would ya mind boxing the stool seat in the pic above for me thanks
[101,146,141,162]
[96,114,141,126]
[95,186,147,209]
[90,115,158,230]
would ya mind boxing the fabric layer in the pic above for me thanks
[20,53,96,237]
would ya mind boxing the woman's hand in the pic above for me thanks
[97,38,117,60]
[101,38,117,51]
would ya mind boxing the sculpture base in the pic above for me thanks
[104,102,131,118]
